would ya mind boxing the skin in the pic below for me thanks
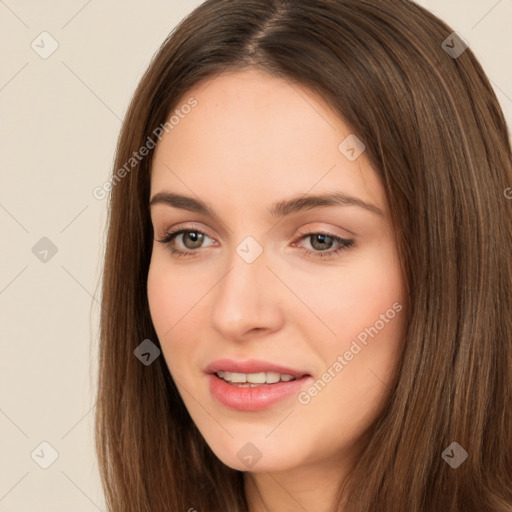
[147,69,406,511]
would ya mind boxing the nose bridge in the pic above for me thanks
[209,236,282,337]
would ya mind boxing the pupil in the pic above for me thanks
[184,231,203,249]
[312,234,332,250]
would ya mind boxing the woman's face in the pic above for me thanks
[147,69,406,475]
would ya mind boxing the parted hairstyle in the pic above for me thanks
[94,0,512,510]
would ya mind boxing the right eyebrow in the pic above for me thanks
[150,191,214,215]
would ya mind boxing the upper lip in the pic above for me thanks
[205,358,310,378]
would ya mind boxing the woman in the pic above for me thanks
[94,0,512,510]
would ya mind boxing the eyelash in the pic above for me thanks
[156,226,355,260]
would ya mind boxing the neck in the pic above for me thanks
[243,453,355,512]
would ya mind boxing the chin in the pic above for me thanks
[203,433,304,473]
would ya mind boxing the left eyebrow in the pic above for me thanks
[269,191,385,219]
[149,191,385,219]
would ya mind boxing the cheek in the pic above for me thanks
[147,259,173,332]
[293,243,405,418]
[147,255,212,374]
[147,257,194,347]
[147,253,203,330]
[292,244,404,346]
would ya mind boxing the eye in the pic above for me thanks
[156,226,355,260]
[156,227,215,257]
[293,232,355,260]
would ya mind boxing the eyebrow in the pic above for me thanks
[149,191,385,219]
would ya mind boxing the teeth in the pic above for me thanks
[216,370,299,385]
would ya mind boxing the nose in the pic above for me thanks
[209,245,284,340]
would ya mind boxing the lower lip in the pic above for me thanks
[208,373,312,411]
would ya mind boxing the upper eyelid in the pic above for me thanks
[160,224,214,240]
[161,226,350,247]
[158,220,352,238]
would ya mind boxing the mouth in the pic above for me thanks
[205,358,313,411]
[205,358,312,382]
[214,370,308,387]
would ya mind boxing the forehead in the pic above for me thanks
[150,69,386,217]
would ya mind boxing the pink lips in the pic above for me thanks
[204,358,309,378]
[205,358,313,411]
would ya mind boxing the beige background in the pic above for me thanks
[0,1,511,510]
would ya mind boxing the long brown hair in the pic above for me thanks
[94,0,512,510]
